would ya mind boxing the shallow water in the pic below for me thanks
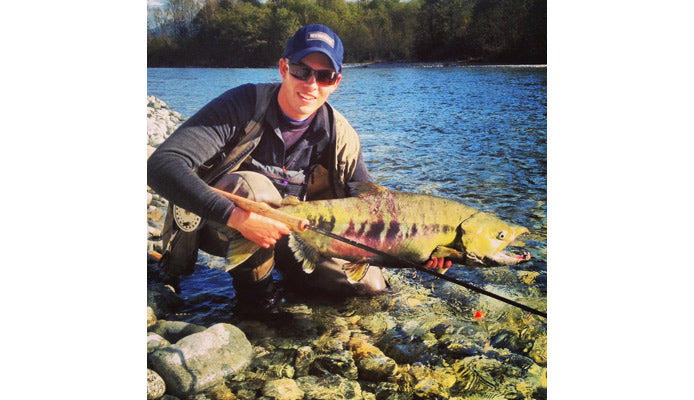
[148,65,547,397]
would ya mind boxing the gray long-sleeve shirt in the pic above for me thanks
[147,83,371,226]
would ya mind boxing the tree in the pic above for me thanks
[465,0,545,63]
[147,0,546,67]
[168,0,203,38]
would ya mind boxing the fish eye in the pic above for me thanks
[497,231,507,240]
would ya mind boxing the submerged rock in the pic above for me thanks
[295,375,362,400]
[375,327,437,365]
[349,337,397,382]
[148,323,254,397]
[248,347,297,379]
[413,377,448,400]
[373,382,413,400]
[195,384,237,400]
[293,345,314,376]
[490,329,525,354]
[309,350,358,380]
[263,378,304,400]
[360,312,392,335]
[147,282,184,318]
[529,334,547,365]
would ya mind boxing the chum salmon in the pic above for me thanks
[227,182,530,283]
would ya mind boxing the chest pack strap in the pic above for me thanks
[197,83,280,184]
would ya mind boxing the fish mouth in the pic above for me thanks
[486,247,531,266]
[474,230,532,267]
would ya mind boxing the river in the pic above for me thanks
[148,64,547,299]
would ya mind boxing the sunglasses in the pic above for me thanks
[287,61,340,85]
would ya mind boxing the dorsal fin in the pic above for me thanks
[347,182,390,198]
[281,195,302,206]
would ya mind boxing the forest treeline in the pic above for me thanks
[147,0,546,67]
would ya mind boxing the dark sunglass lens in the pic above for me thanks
[315,70,337,84]
[289,62,337,84]
[289,63,311,80]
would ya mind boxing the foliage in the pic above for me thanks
[147,0,546,67]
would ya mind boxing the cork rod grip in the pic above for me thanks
[210,186,309,232]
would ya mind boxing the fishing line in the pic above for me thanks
[307,225,547,318]
[211,186,546,318]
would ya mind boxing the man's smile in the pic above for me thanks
[298,92,317,102]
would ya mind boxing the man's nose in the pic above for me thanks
[304,73,318,87]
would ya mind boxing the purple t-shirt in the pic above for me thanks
[278,107,316,150]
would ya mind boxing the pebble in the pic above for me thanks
[148,320,207,344]
[147,369,166,400]
[147,306,157,328]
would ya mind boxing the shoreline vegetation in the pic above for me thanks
[147,61,548,70]
[148,0,546,68]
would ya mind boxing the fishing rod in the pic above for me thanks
[212,187,547,318]
[307,225,546,318]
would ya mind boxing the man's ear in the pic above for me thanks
[329,73,342,93]
[278,58,288,79]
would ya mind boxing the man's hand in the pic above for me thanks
[227,207,291,248]
[424,257,452,273]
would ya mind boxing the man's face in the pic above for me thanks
[277,52,342,121]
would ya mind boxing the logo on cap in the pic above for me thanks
[307,31,335,48]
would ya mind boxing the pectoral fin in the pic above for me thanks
[437,266,451,275]
[226,231,261,271]
[288,233,322,274]
[342,261,370,283]
[431,246,463,259]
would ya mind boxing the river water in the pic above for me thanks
[147,65,547,396]
[148,64,547,292]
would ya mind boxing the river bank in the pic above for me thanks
[145,96,547,400]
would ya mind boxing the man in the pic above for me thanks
[147,24,450,311]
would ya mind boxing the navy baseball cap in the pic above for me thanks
[282,24,344,72]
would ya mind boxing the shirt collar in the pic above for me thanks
[266,92,330,145]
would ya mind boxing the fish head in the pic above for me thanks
[459,212,531,266]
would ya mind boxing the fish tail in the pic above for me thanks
[342,262,370,283]
[225,231,261,272]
